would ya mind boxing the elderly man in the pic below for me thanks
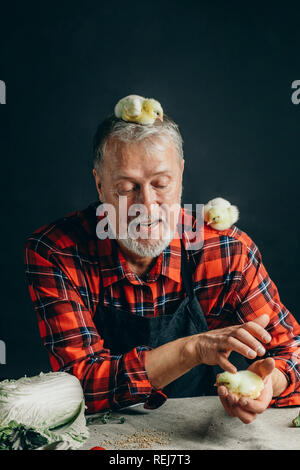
[25,110,300,425]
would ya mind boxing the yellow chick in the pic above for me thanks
[114,94,164,125]
[204,197,239,230]
[216,370,264,399]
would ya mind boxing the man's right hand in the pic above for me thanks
[145,314,272,390]
[185,314,272,373]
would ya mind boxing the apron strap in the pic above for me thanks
[180,237,210,331]
[180,237,195,300]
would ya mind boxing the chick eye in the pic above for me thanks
[156,112,160,115]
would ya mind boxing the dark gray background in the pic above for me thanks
[0,1,299,379]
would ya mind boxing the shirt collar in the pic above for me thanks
[96,208,186,287]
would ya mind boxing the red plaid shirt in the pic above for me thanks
[24,200,300,413]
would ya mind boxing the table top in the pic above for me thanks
[80,396,300,450]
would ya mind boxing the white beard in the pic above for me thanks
[101,188,182,258]
[117,225,176,257]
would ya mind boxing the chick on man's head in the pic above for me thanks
[114,94,164,125]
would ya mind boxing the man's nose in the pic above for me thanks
[136,185,158,212]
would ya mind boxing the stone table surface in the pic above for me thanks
[80,396,300,450]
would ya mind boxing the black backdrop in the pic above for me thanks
[0,1,299,379]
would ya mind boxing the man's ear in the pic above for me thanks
[181,159,185,176]
[92,168,103,199]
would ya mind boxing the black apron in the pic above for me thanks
[93,237,250,398]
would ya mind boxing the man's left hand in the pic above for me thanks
[217,357,275,424]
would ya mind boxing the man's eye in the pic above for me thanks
[117,186,135,195]
[153,179,169,189]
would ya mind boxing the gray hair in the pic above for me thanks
[93,113,184,176]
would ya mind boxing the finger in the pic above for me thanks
[231,405,257,424]
[238,396,266,414]
[218,388,235,417]
[227,392,239,406]
[218,353,237,373]
[219,395,235,416]
[218,388,257,422]
[248,358,275,383]
[234,328,267,356]
[257,357,275,379]
[251,314,270,329]
[218,386,240,406]
[242,320,272,344]
[217,385,229,397]
[225,336,259,360]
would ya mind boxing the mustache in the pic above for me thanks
[135,217,162,223]
[130,215,168,225]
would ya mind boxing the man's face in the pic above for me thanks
[93,137,184,257]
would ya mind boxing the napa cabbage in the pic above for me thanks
[0,371,89,450]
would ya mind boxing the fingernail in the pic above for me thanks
[228,395,234,405]
[248,349,256,358]
[240,399,248,407]
[232,395,238,405]
[257,346,265,355]
[262,334,271,343]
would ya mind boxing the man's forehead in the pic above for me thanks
[106,135,175,154]
[112,169,173,181]
[103,137,178,169]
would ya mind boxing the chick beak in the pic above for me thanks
[157,115,163,122]
[206,220,212,225]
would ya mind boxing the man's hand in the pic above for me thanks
[190,314,272,373]
[217,357,275,424]
[146,314,280,393]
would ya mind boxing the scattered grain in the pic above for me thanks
[100,428,173,449]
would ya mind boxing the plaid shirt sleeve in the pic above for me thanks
[24,238,167,414]
[231,236,300,407]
